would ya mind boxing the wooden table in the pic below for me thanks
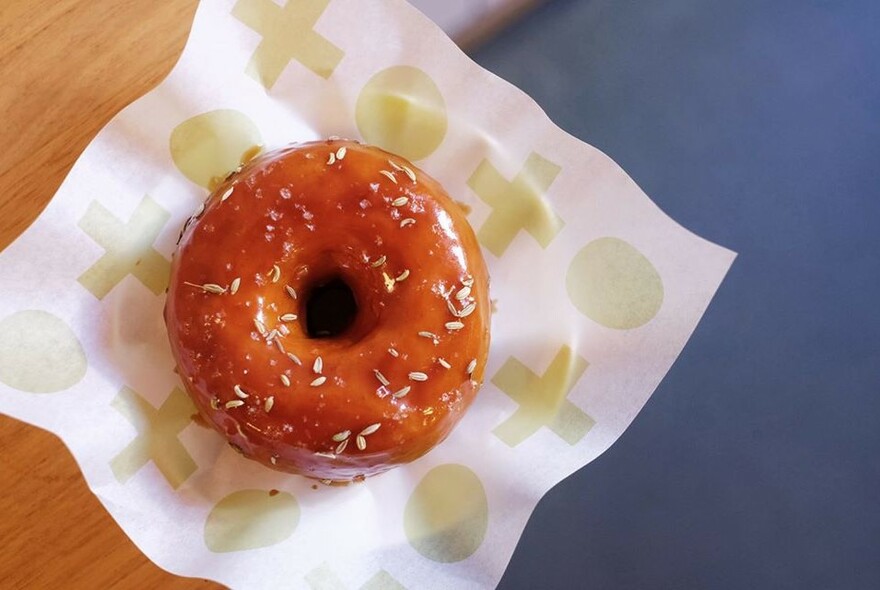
[0,1,218,587]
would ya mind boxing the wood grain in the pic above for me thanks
[0,0,219,587]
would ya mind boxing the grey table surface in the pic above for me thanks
[469,1,880,588]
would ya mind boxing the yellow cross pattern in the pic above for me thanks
[467,152,564,257]
[305,564,406,590]
[233,0,344,89]
[77,196,171,300]
[110,386,197,490]
[492,345,595,447]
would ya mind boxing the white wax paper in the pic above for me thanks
[0,1,735,588]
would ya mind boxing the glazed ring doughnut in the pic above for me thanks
[165,140,490,481]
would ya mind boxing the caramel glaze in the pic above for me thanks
[165,140,490,481]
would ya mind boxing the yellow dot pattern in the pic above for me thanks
[109,386,197,490]
[566,237,664,329]
[492,345,595,447]
[169,110,263,189]
[467,152,564,257]
[77,196,171,300]
[204,489,300,553]
[233,0,344,89]
[404,464,488,563]
[356,66,448,161]
[0,311,87,394]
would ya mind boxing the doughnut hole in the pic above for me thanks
[305,277,357,338]
[296,262,381,347]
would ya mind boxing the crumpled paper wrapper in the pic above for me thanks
[0,0,735,588]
